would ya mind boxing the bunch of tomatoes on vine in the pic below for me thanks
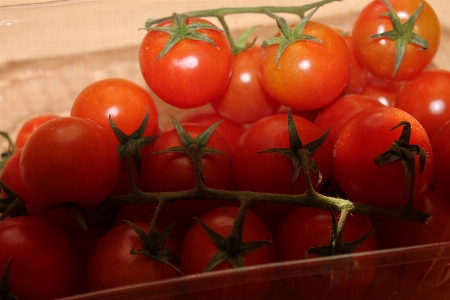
[1,0,450,299]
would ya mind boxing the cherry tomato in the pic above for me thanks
[139,17,233,108]
[339,31,368,95]
[276,207,378,299]
[180,206,276,300]
[395,70,450,139]
[87,221,180,292]
[70,78,159,146]
[20,117,120,212]
[332,106,434,207]
[352,0,440,81]
[361,74,405,106]
[0,216,77,300]
[15,114,59,149]
[259,21,350,110]
[430,120,450,198]
[211,45,280,124]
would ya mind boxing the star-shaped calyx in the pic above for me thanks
[258,110,330,190]
[370,0,428,77]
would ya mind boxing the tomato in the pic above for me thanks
[395,70,450,139]
[0,216,77,300]
[179,110,246,153]
[139,17,233,109]
[211,45,280,124]
[340,31,368,95]
[87,221,180,292]
[14,114,59,149]
[259,21,350,110]
[361,74,405,106]
[19,117,120,212]
[0,148,82,233]
[180,206,276,300]
[352,0,440,81]
[276,207,378,299]
[70,78,159,146]
[141,123,235,193]
[314,94,384,147]
[430,120,450,198]
[332,106,434,207]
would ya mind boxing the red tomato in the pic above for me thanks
[430,120,450,198]
[314,94,384,147]
[139,17,233,109]
[211,45,280,124]
[395,70,450,139]
[179,110,246,153]
[0,216,77,300]
[332,106,434,207]
[20,117,120,212]
[352,0,440,81]
[180,206,276,300]
[0,148,82,233]
[361,74,405,106]
[259,21,350,110]
[70,78,159,146]
[276,207,378,299]
[141,123,235,193]
[15,114,59,149]
[340,32,368,95]
[87,221,180,292]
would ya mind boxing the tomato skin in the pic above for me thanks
[332,106,434,207]
[340,32,368,95]
[141,123,235,193]
[19,117,120,212]
[70,78,159,146]
[87,221,180,292]
[395,70,450,139]
[0,216,77,300]
[314,94,384,147]
[276,207,378,299]
[211,45,280,124]
[352,0,440,81]
[15,115,59,149]
[180,206,276,300]
[430,120,450,198]
[139,18,233,109]
[259,21,350,110]
[361,74,405,107]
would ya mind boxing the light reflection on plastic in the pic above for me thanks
[429,99,445,115]
[299,60,311,70]
[175,56,198,69]
[240,72,251,83]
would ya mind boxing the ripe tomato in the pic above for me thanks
[211,45,280,124]
[314,94,384,147]
[0,216,77,300]
[430,120,450,198]
[87,221,180,292]
[180,206,276,300]
[340,32,368,95]
[395,70,450,139]
[332,106,434,207]
[14,114,59,149]
[361,74,405,106]
[276,207,378,299]
[179,110,246,153]
[139,17,233,109]
[19,117,120,212]
[70,78,159,146]
[352,0,440,81]
[259,21,350,110]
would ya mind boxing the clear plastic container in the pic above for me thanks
[1,1,450,299]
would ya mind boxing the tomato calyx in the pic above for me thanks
[262,7,325,66]
[110,109,158,175]
[307,209,376,258]
[194,203,272,271]
[374,120,427,207]
[123,220,181,274]
[150,117,230,189]
[370,0,428,77]
[146,13,223,61]
[258,110,330,190]
[0,131,15,173]
[0,258,18,300]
